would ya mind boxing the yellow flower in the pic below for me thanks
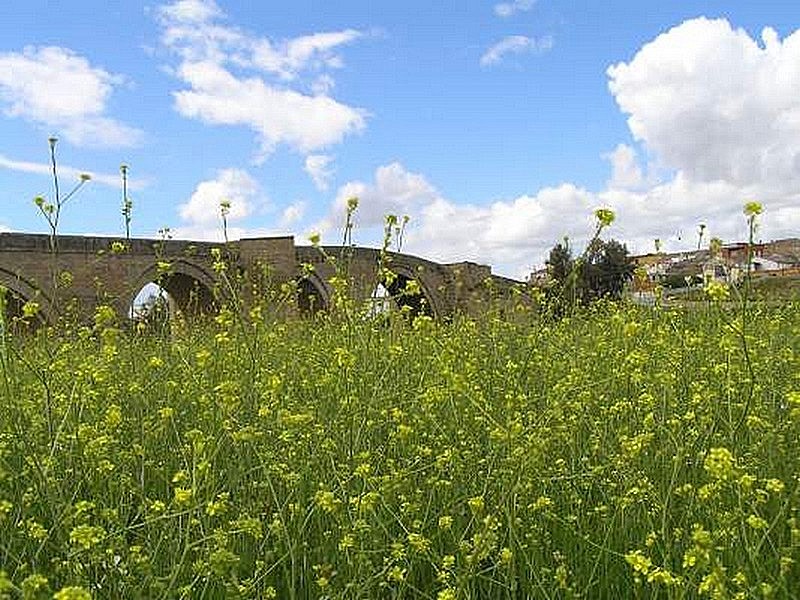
[765,478,785,494]
[468,495,485,515]
[594,208,615,227]
[704,447,735,480]
[625,550,652,575]
[704,280,730,302]
[173,487,193,506]
[387,565,406,583]
[407,532,431,553]
[743,201,762,217]
[746,514,768,530]
[22,301,40,319]
[54,586,92,600]
[69,524,105,550]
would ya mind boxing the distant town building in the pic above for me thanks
[631,238,800,291]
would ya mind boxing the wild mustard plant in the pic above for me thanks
[120,163,132,244]
[549,207,620,313]
[0,287,6,361]
[32,137,91,311]
[220,198,231,245]
[1,204,799,598]
[33,137,92,255]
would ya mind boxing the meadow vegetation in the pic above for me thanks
[2,155,798,597]
[0,280,798,598]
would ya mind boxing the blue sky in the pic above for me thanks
[1,0,798,278]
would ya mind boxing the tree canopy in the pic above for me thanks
[544,237,635,307]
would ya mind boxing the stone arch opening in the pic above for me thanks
[130,282,173,330]
[297,275,328,316]
[371,269,434,318]
[129,262,217,326]
[367,282,393,317]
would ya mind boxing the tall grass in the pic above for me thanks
[0,295,798,599]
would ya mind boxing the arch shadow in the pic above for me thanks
[376,263,437,318]
[130,260,218,319]
[297,272,330,316]
[0,269,52,327]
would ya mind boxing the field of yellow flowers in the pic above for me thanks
[1,298,799,599]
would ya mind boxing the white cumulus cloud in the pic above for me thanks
[480,35,553,67]
[326,162,439,232]
[304,154,335,191]
[250,30,362,80]
[178,168,261,228]
[321,163,596,278]
[158,0,223,24]
[608,18,800,192]
[156,0,366,160]
[604,143,646,191]
[601,17,800,250]
[280,201,307,228]
[311,18,800,279]
[0,46,143,148]
[494,0,536,18]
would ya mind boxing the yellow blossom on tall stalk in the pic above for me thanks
[743,201,762,217]
[594,207,615,228]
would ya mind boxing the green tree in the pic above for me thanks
[546,237,573,282]
[544,238,577,314]
[580,239,635,301]
[543,237,635,309]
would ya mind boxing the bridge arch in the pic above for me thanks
[297,272,329,315]
[373,261,439,318]
[129,259,218,320]
[0,269,52,326]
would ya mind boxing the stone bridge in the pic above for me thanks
[0,232,522,324]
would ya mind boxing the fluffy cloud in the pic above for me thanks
[325,162,439,232]
[411,184,595,277]
[157,0,366,159]
[329,161,797,280]
[158,0,222,24]
[0,46,143,147]
[480,35,554,67]
[174,168,313,240]
[604,144,645,191]
[280,201,307,228]
[178,168,261,228]
[320,162,596,278]
[250,30,362,80]
[304,154,335,191]
[602,18,800,249]
[608,18,800,193]
[494,0,536,18]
